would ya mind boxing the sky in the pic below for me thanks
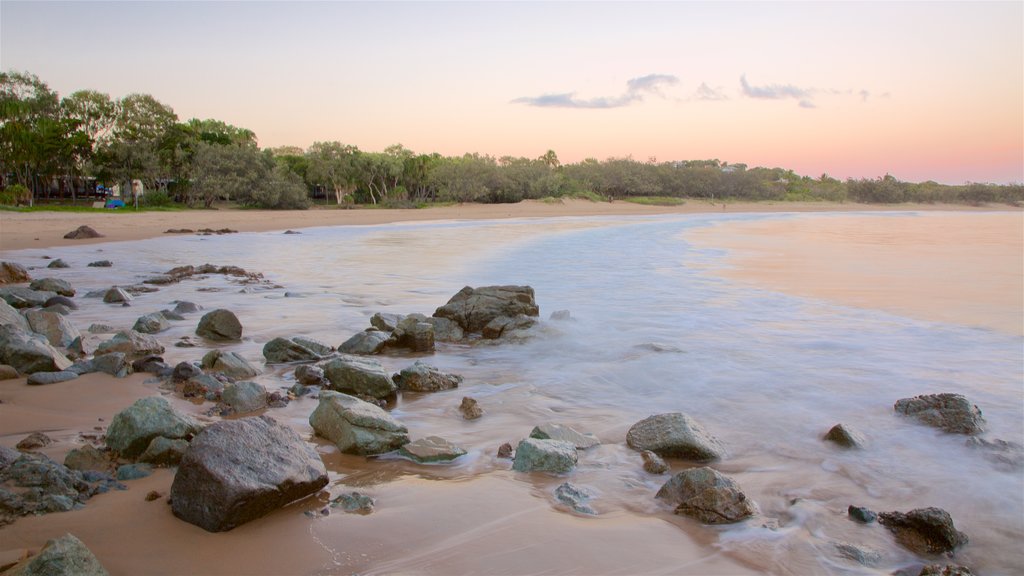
[1,1,1022,184]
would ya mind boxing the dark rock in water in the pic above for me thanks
[530,423,600,449]
[398,436,466,463]
[393,361,462,392]
[918,565,974,576]
[641,450,669,474]
[102,287,131,303]
[173,301,202,314]
[322,355,397,399]
[1,286,57,309]
[965,436,1024,470]
[172,361,203,382]
[29,277,75,297]
[894,393,984,435]
[331,491,374,514]
[16,432,53,451]
[196,309,243,341]
[44,295,77,310]
[47,258,70,269]
[626,413,725,461]
[202,350,260,379]
[131,355,169,375]
[116,463,154,481]
[263,336,323,363]
[170,415,329,532]
[105,397,203,458]
[294,364,326,386]
[0,364,19,380]
[459,396,483,420]
[133,312,170,334]
[497,442,514,459]
[27,370,79,386]
[848,505,877,523]
[138,437,189,466]
[554,482,596,515]
[309,391,409,455]
[221,381,269,414]
[64,445,111,473]
[95,330,164,358]
[433,285,539,334]
[0,325,73,374]
[656,467,757,524]
[64,225,104,239]
[878,507,968,555]
[1,533,110,576]
[26,308,81,347]
[0,261,31,284]
[292,336,333,357]
[283,230,302,234]
[42,303,72,316]
[87,260,113,268]
[824,423,866,449]
[338,329,390,355]
[512,438,577,473]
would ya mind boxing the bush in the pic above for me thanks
[0,184,31,206]
[140,190,173,207]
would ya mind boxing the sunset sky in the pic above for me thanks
[2,1,1021,184]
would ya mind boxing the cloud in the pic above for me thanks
[513,74,679,109]
[692,82,729,101]
[740,74,812,101]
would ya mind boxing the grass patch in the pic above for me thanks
[0,204,184,213]
[621,196,687,206]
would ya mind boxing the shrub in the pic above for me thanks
[0,184,31,206]
[140,190,173,207]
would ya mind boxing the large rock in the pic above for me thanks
[626,413,725,461]
[2,533,109,576]
[0,299,29,330]
[398,436,467,463]
[338,330,391,355]
[823,423,866,449]
[426,317,464,342]
[101,287,132,304]
[0,325,72,374]
[133,312,170,334]
[894,393,984,435]
[370,312,404,332]
[138,437,189,466]
[512,438,577,473]
[393,361,462,392]
[195,309,242,341]
[392,315,435,352]
[433,285,539,334]
[309,391,409,455]
[201,350,260,379]
[656,467,757,524]
[25,309,81,348]
[170,416,328,532]
[263,336,323,363]
[221,381,269,414]
[0,286,57,309]
[530,423,600,449]
[0,261,31,284]
[322,355,397,398]
[29,278,75,297]
[63,225,104,239]
[482,314,537,340]
[27,371,79,386]
[878,507,968,555]
[95,330,164,358]
[105,397,203,458]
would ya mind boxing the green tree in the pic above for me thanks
[0,71,60,197]
[306,141,360,204]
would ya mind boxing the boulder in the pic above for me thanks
[426,316,464,342]
[95,330,164,358]
[894,393,984,435]
[173,301,202,314]
[43,295,77,310]
[64,446,111,473]
[433,285,539,334]
[322,355,397,399]
[116,463,153,481]
[1,533,109,576]
[90,352,132,377]
[848,505,877,524]
[201,350,260,379]
[530,423,600,449]
[64,225,104,239]
[878,507,968,555]
[0,286,57,309]
[482,314,536,339]
[833,542,882,566]
[0,364,19,380]
[133,312,170,334]
[47,258,69,269]
[27,370,79,386]
[292,336,333,357]
[309,391,409,455]
[919,565,974,576]
[88,260,113,268]
[370,312,404,332]
[138,437,189,466]
[87,323,115,334]
[131,355,170,375]
[171,361,203,382]
[459,396,483,420]
[626,413,725,461]
[337,330,390,355]
[641,450,669,474]
[29,278,75,297]
[181,374,225,401]
[1,453,92,515]
[222,381,269,414]
[554,482,596,515]
[25,309,81,348]
[511,438,577,474]
[263,336,323,363]
[392,315,435,352]
[0,261,31,284]
[398,436,467,463]
[294,364,326,386]
[550,310,572,321]
[656,467,757,524]
[101,287,132,304]
[105,397,203,458]
[170,416,329,532]
[824,423,866,449]
[0,299,29,330]
[16,432,53,451]
[0,325,72,374]
[393,361,462,392]
[195,309,242,341]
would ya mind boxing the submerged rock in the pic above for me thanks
[894,393,984,435]
[331,491,374,514]
[641,450,669,474]
[530,423,600,449]
[824,423,866,449]
[918,565,974,576]
[554,482,596,515]
[393,361,462,392]
[848,505,878,524]
[195,309,243,341]
[322,355,397,399]
[433,285,539,334]
[398,436,466,463]
[512,438,577,474]
[47,258,69,269]
[1,533,110,576]
[878,507,968,555]
[105,397,203,458]
[309,391,409,455]
[626,413,725,461]
[656,467,756,524]
[833,541,882,566]
[101,287,131,304]
[27,370,79,386]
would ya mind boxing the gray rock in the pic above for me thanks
[2,453,88,511]
[549,310,572,321]
[87,260,112,268]
[292,336,333,357]
[46,258,69,269]
[91,352,132,377]
[172,361,203,382]
[878,507,968,555]
[322,355,397,399]
[222,381,269,414]
[105,396,203,458]
[294,364,326,386]
[398,436,467,463]
[133,312,170,334]
[656,467,757,524]
[393,361,462,392]
[0,261,31,284]
[16,432,53,451]
[87,323,115,334]
[894,393,984,435]
[181,374,225,401]
[101,287,131,304]
[201,350,260,379]
[511,438,577,474]
[824,423,866,449]
[626,413,725,461]
[64,225,104,239]
[459,396,483,420]
[64,445,111,473]
[29,278,75,297]
[173,301,202,314]
[138,437,189,466]
[116,463,154,481]
[25,309,81,348]
[833,542,882,566]
[849,505,877,523]
[0,286,57,309]
[0,364,20,380]
[170,415,329,532]
[95,330,164,358]
[195,309,242,341]
[530,423,600,449]
[131,355,169,375]
[918,565,974,576]
[331,492,374,514]
[392,315,434,352]
[27,370,79,386]
[309,391,409,455]
[641,450,670,474]
[1,533,110,576]
[433,285,539,333]
[965,436,1024,470]
[43,303,72,316]
[338,329,390,355]
[426,316,464,342]
[263,336,323,363]
[370,312,404,332]
[159,309,185,321]
[554,482,596,515]
[1,445,20,469]
[0,325,72,374]
[43,295,77,310]
[0,298,29,330]
[482,314,536,339]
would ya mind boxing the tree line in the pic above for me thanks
[2,71,1021,210]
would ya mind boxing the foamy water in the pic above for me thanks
[3,212,1022,575]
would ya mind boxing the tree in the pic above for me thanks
[95,93,178,204]
[0,71,60,196]
[306,141,359,204]
[62,90,116,146]
[187,118,256,148]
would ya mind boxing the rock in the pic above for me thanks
[105,397,203,458]
[294,364,326,386]
[145,490,163,501]
[309,391,409,455]
[398,436,467,463]
[27,370,79,386]
[370,312,404,332]
[138,437,189,466]
[292,336,333,356]
[173,301,202,314]
[656,467,757,524]
[459,396,483,420]
[222,381,269,414]
[965,437,1024,470]
[87,260,113,268]
[330,491,374,514]
[426,316,464,342]
[64,225,104,239]
[0,364,19,380]
[322,355,397,399]
[95,330,164,358]
[0,299,29,331]
[878,507,968,555]
[201,350,260,379]
[824,423,866,449]
[101,287,131,304]
[392,315,435,351]
[181,374,225,401]
[433,285,539,334]
[43,295,77,310]
[172,361,203,382]
[131,355,169,375]
[87,323,115,334]
[0,286,57,309]
[554,482,596,515]
[833,542,882,566]
[0,325,72,374]
[626,413,725,461]
[530,423,600,449]
[2,533,110,576]
[28,278,75,297]
[848,505,877,523]
[549,310,572,321]
[1,453,90,515]
[337,330,390,355]
[170,415,329,532]
[132,312,170,334]
[159,309,186,321]
[641,450,670,474]
[90,352,132,377]
[47,258,69,269]
[42,303,72,317]
[25,309,81,348]
[116,463,153,481]
[0,262,31,284]
[919,565,974,576]
[393,361,462,392]
[894,393,984,435]
[1,445,21,469]
[482,314,536,339]
[512,438,577,473]
[263,336,323,363]
[195,309,243,341]
[64,446,111,473]
[497,442,514,459]
[16,432,53,451]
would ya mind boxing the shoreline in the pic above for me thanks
[1,199,1018,252]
